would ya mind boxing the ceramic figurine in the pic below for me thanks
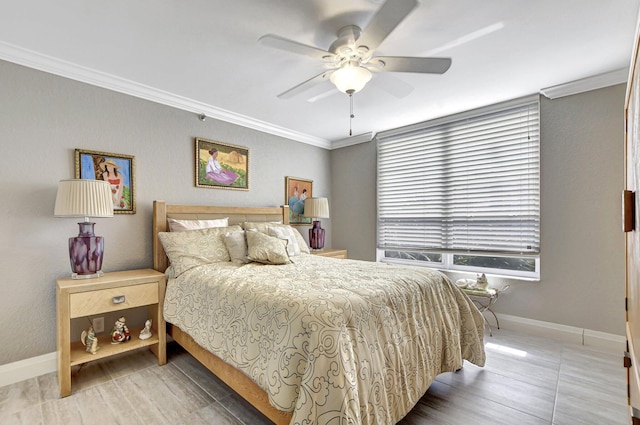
[139,319,152,340]
[475,273,489,290]
[110,316,131,344]
[81,325,100,354]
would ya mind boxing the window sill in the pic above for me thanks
[439,269,540,283]
[380,258,540,282]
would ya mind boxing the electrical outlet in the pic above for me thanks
[93,317,104,333]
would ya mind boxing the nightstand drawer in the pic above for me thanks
[69,282,158,318]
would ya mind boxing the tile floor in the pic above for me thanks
[0,328,630,425]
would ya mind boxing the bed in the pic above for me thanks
[152,200,486,425]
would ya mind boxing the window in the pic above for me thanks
[377,96,540,279]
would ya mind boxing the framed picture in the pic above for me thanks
[75,149,136,214]
[285,176,312,225]
[195,137,249,190]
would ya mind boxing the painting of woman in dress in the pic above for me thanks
[205,148,239,185]
[101,159,127,209]
[195,138,249,190]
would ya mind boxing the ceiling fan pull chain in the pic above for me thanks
[349,92,354,136]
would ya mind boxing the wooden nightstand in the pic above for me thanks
[311,248,348,259]
[56,268,166,397]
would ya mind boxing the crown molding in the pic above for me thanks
[330,131,376,150]
[539,68,628,99]
[0,41,332,149]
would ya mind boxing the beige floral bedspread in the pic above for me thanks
[164,255,486,425]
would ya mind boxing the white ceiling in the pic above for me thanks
[1,0,638,148]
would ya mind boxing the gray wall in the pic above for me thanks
[332,84,626,336]
[0,59,331,365]
[330,140,378,262]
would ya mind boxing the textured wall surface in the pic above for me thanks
[332,85,626,335]
[0,60,331,365]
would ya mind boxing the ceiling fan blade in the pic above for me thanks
[259,34,334,61]
[277,70,334,99]
[373,56,452,74]
[356,0,418,51]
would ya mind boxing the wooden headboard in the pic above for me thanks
[152,200,290,272]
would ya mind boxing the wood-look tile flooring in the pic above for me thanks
[1,328,629,425]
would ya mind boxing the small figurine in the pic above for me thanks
[81,325,100,354]
[139,319,152,340]
[475,273,489,290]
[110,316,131,344]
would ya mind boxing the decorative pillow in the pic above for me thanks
[167,217,229,232]
[246,230,291,265]
[268,226,300,256]
[243,222,310,254]
[223,230,250,264]
[158,225,242,277]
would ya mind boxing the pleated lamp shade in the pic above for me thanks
[54,179,114,218]
[303,197,330,219]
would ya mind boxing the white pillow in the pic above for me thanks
[268,226,300,256]
[223,231,250,264]
[167,217,229,232]
[158,225,241,277]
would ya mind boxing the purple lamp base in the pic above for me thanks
[68,222,105,279]
[309,220,325,250]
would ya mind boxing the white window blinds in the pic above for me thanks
[377,96,540,255]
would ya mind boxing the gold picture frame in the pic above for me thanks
[75,149,136,214]
[195,138,249,190]
[285,176,312,225]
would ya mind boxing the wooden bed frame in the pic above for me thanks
[152,200,293,425]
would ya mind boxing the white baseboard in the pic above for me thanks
[0,351,57,388]
[583,328,627,353]
[0,315,626,388]
[495,313,625,354]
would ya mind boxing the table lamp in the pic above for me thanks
[303,197,330,250]
[54,179,114,279]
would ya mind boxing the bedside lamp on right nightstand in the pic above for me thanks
[303,197,330,250]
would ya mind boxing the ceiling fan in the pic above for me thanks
[258,0,452,100]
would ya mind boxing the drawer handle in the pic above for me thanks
[112,295,126,304]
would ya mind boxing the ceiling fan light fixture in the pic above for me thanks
[330,66,372,94]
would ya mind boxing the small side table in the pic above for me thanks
[56,269,167,397]
[462,286,508,337]
[311,248,348,259]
